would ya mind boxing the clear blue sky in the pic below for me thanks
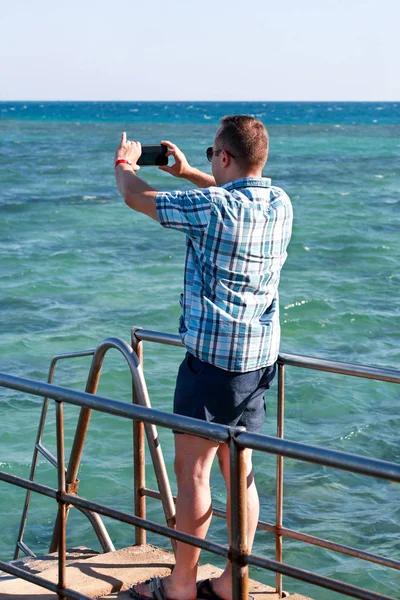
[1,0,399,101]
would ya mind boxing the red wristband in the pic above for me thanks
[114,159,133,168]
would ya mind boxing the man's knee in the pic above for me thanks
[174,450,189,479]
[174,452,211,485]
[173,434,218,484]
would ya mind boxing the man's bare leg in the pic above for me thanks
[133,433,220,600]
[205,444,259,600]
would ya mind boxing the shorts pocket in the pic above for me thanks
[186,353,203,375]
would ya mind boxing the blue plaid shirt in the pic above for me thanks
[156,177,293,372]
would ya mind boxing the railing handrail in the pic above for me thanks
[1,371,399,600]
[133,328,400,384]
[1,371,399,483]
[0,371,230,443]
[131,326,400,599]
[1,327,399,600]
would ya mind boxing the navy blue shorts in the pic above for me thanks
[173,352,276,434]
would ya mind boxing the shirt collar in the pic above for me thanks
[221,177,272,191]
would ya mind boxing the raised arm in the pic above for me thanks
[159,140,216,188]
[114,133,159,221]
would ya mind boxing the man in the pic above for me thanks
[114,115,293,600]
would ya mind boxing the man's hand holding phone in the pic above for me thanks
[159,140,216,188]
[114,133,215,189]
[158,140,192,179]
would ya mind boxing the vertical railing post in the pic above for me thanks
[14,396,50,559]
[130,329,177,553]
[131,327,146,546]
[49,351,103,553]
[275,362,285,597]
[229,428,248,600]
[55,400,66,599]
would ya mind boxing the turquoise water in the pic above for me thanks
[0,103,399,599]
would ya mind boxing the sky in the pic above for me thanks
[0,0,399,101]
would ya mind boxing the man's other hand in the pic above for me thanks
[115,132,141,170]
[159,140,192,178]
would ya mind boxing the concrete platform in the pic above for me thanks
[0,544,312,599]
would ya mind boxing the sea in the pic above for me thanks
[0,101,399,599]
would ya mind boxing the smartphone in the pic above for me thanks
[137,144,168,167]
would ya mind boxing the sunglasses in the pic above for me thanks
[206,147,236,162]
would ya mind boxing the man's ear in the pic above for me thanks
[221,149,231,167]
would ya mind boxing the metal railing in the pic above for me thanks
[131,328,400,598]
[14,348,114,560]
[0,329,398,600]
[13,337,177,560]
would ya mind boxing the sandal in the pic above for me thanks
[196,578,254,600]
[130,576,167,600]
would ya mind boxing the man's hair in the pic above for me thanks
[216,115,269,170]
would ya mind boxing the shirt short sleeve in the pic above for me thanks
[156,188,212,238]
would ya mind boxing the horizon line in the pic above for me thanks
[1,99,399,104]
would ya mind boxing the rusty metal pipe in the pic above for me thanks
[56,400,67,598]
[0,469,57,497]
[50,349,99,553]
[0,371,229,442]
[74,507,115,553]
[61,491,229,558]
[9,466,398,600]
[0,468,228,559]
[129,332,176,550]
[14,347,96,558]
[275,363,285,597]
[132,328,146,546]
[13,398,48,559]
[50,336,177,553]
[133,328,184,348]
[138,487,400,572]
[229,428,248,600]
[0,560,95,600]
[46,350,113,556]
[247,552,396,600]
[277,352,400,384]
[2,354,400,600]
[234,432,400,483]
[13,353,66,559]
[65,357,104,486]
[133,329,400,384]
[2,371,397,477]
[275,525,400,571]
